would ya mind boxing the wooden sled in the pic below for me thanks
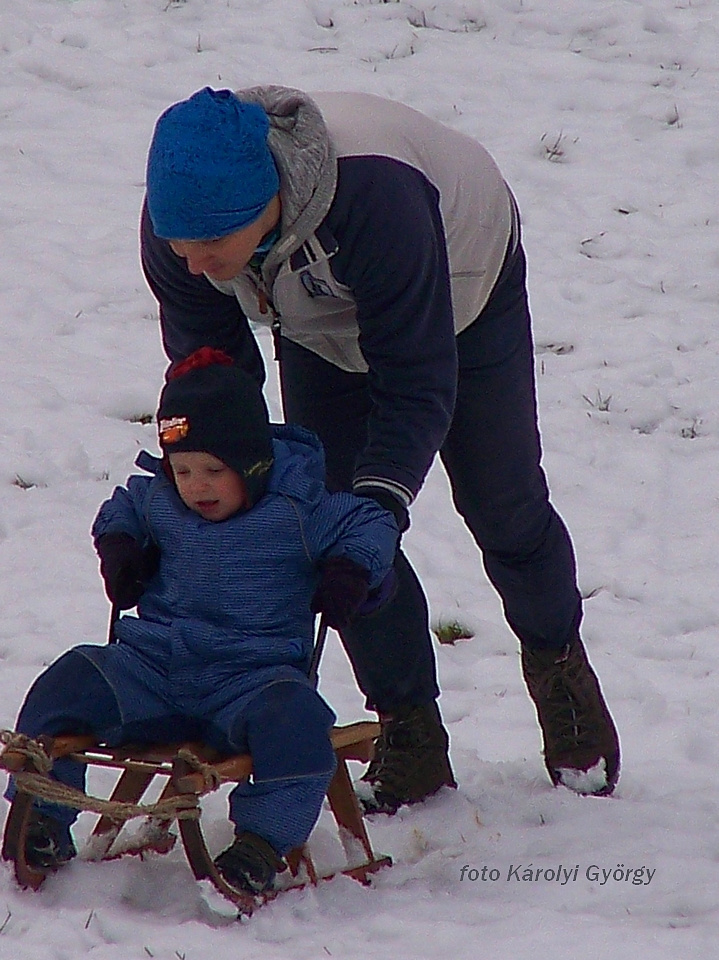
[0,721,391,914]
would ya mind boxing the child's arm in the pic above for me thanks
[309,491,399,587]
[91,475,159,609]
[91,474,154,545]
[306,492,399,629]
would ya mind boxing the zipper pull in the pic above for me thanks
[271,317,282,361]
[258,289,268,315]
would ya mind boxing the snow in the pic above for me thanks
[1,0,718,956]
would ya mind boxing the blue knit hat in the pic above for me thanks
[146,87,280,241]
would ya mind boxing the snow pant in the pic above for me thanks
[9,644,336,856]
[278,235,582,714]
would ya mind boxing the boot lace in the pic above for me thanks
[365,711,434,794]
[524,645,598,753]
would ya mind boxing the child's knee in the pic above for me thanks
[244,681,336,782]
[17,648,122,738]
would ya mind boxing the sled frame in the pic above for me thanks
[0,721,391,913]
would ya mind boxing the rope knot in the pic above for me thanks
[175,748,223,792]
[0,730,53,774]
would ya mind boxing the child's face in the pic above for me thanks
[169,451,249,521]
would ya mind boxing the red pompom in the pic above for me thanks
[169,347,234,380]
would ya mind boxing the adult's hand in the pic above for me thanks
[355,485,410,533]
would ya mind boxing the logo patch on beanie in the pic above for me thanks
[246,458,274,479]
[159,416,190,444]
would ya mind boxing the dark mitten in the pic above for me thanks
[354,485,410,533]
[311,556,371,630]
[358,568,398,617]
[96,533,160,609]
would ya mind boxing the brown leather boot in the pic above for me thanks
[360,702,457,814]
[521,637,620,795]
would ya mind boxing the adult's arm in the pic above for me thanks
[327,156,458,507]
[140,200,266,384]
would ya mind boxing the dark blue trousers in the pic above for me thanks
[11,646,336,855]
[279,238,582,713]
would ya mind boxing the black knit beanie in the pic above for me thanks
[157,348,274,507]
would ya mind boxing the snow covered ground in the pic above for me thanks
[1,0,719,956]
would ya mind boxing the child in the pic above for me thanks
[9,347,398,894]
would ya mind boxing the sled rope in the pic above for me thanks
[0,731,202,823]
[175,747,223,792]
[0,731,53,775]
[12,771,201,822]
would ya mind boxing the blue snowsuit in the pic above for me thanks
[14,425,398,855]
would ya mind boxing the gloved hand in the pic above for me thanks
[358,568,398,617]
[354,485,410,533]
[311,556,371,630]
[96,533,160,610]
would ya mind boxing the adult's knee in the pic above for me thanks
[458,475,556,560]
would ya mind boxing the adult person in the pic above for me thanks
[139,86,620,811]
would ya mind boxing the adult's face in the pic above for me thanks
[168,194,280,282]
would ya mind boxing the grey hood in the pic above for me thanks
[236,85,337,273]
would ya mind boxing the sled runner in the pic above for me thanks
[0,617,391,913]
